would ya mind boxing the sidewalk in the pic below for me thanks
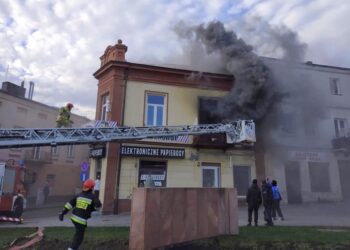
[1,200,349,228]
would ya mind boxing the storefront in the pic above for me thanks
[266,148,343,204]
[115,143,255,213]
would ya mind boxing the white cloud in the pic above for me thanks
[0,0,349,120]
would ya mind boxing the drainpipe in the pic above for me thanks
[115,67,129,213]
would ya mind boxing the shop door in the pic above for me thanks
[202,165,220,187]
[233,166,251,196]
[285,161,302,204]
[139,160,167,187]
[338,160,350,200]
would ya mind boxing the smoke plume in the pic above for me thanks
[175,21,284,121]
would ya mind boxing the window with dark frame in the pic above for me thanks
[138,160,167,187]
[233,165,251,196]
[198,98,221,124]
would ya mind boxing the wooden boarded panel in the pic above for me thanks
[129,188,239,250]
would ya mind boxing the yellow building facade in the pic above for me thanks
[91,40,256,213]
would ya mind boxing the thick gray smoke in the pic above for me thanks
[231,16,307,62]
[175,21,284,121]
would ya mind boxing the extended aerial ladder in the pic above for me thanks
[0,120,255,224]
[0,120,256,148]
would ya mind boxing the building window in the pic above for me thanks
[17,107,28,115]
[145,92,167,126]
[202,164,220,187]
[233,165,251,196]
[198,98,221,124]
[67,145,74,158]
[334,118,348,138]
[138,160,167,187]
[280,115,296,135]
[304,123,317,137]
[38,113,47,120]
[308,162,330,192]
[51,146,59,155]
[330,78,341,95]
[32,147,40,160]
[101,94,110,121]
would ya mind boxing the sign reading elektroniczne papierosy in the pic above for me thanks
[121,146,185,159]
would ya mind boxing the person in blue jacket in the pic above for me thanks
[271,180,284,220]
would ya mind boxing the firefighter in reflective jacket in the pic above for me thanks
[58,179,101,250]
[56,103,74,128]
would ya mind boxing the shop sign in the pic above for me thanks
[121,146,185,159]
[90,147,106,158]
[288,150,327,162]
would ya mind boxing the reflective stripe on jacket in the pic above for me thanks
[62,190,101,226]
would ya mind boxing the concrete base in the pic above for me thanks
[129,188,239,250]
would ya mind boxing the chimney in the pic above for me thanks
[1,81,26,98]
[100,39,128,67]
[28,81,34,100]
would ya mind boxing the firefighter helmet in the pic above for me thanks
[82,179,95,191]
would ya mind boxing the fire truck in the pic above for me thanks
[0,161,26,223]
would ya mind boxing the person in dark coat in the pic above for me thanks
[246,179,262,226]
[271,180,284,220]
[261,179,274,226]
[13,190,24,218]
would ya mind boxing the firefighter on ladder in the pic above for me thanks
[56,103,74,128]
[58,179,101,250]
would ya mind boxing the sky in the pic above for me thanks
[0,0,349,119]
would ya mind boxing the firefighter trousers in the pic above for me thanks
[70,220,86,250]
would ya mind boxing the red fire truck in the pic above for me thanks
[0,161,26,223]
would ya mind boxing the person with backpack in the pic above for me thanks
[271,180,284,220]
[246,179,262,226]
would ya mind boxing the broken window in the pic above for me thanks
[198,98,221,124]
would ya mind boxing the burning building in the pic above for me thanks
[90,40,257,214]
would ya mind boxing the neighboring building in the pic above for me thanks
[262,58,350,203]
[90,40,257,214]
[0,81,90,205]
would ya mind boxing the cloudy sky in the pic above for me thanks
[0,0,349,119]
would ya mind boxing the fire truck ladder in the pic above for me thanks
[0,120,255,149]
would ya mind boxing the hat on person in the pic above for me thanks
[83,179,95,191]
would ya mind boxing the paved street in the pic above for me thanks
[1,200,350,228]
